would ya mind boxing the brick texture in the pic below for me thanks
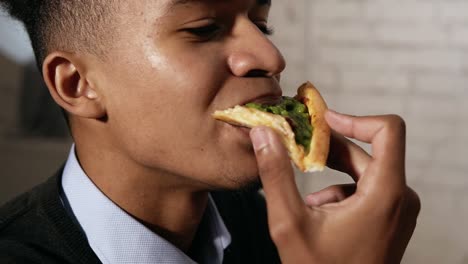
[270,1,468,263]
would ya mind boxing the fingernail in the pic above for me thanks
[250,127,270,152]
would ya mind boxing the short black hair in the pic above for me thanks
[0,0,114,71]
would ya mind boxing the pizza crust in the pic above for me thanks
[296,82,330,172]
[213,81,330,173]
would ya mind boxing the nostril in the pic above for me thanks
[245,69,269,78]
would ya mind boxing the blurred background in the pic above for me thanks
[1,1,467,263]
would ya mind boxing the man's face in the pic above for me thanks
[93,0,285,189]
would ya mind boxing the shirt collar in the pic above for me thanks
[61,145,231,264]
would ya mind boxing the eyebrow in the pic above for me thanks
[169,0,271,8]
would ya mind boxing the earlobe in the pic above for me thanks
[42,52,106,119]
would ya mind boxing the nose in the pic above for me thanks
[227,18,286,78]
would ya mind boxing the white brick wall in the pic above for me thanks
[365,1,436,23]
[448,25,468,46]
[413,74,467,96]
[441,2,468,24]
[270,1,468,263]
[270,0,306,95]
[310,1,362,22]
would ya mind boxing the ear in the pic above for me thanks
[42,51,106,119]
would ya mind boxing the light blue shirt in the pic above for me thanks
[61,146,231,264]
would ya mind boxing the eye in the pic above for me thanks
[184,23,222,40]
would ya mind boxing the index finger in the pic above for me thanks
[327,131,372,182]
[325,111,406,194]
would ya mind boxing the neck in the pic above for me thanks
[74,141,209,252]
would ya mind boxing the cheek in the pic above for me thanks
[101,45,259,187]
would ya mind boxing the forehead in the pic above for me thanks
[112,0,272,30]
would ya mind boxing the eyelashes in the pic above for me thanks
[257,24,274,35]
[184,23,274,41]
[185,24,223,39]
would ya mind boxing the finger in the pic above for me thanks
[250,126,304,218]
[325,110,406,191]
[305,184,356,207]
[327,131,371,182]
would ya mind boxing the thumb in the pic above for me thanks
[250,127,304,218]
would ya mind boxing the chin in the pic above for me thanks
[227,175,261,191]
[193,139,263,191]
[211,176,262,193]
[212,163,262,192]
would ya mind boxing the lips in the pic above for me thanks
[248,95,282,106]
[234,92,283,109]
[214,81,283,112]
[215,92,282,139]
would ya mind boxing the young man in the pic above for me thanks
[0,0,420,263]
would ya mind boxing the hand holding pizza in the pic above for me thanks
[250,111,421,264]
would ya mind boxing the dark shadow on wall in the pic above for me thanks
[0,55,71,204]
[18,62,69,138]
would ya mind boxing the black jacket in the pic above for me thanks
[0,169,280,263]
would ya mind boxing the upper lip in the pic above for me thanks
[242,93,283,106]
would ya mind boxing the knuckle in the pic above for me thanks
[257,154,276,175]
[270,216,303,245]
[257,150,278,172]
[387,189,405,208]
[255,143,291,177]
[257,153,292,183]
[376,187,421,221]
[385,114,406,134]
[327,185,347,200]
[258,157,290,181]
[407,187,422,217]
[372,187,406,217]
